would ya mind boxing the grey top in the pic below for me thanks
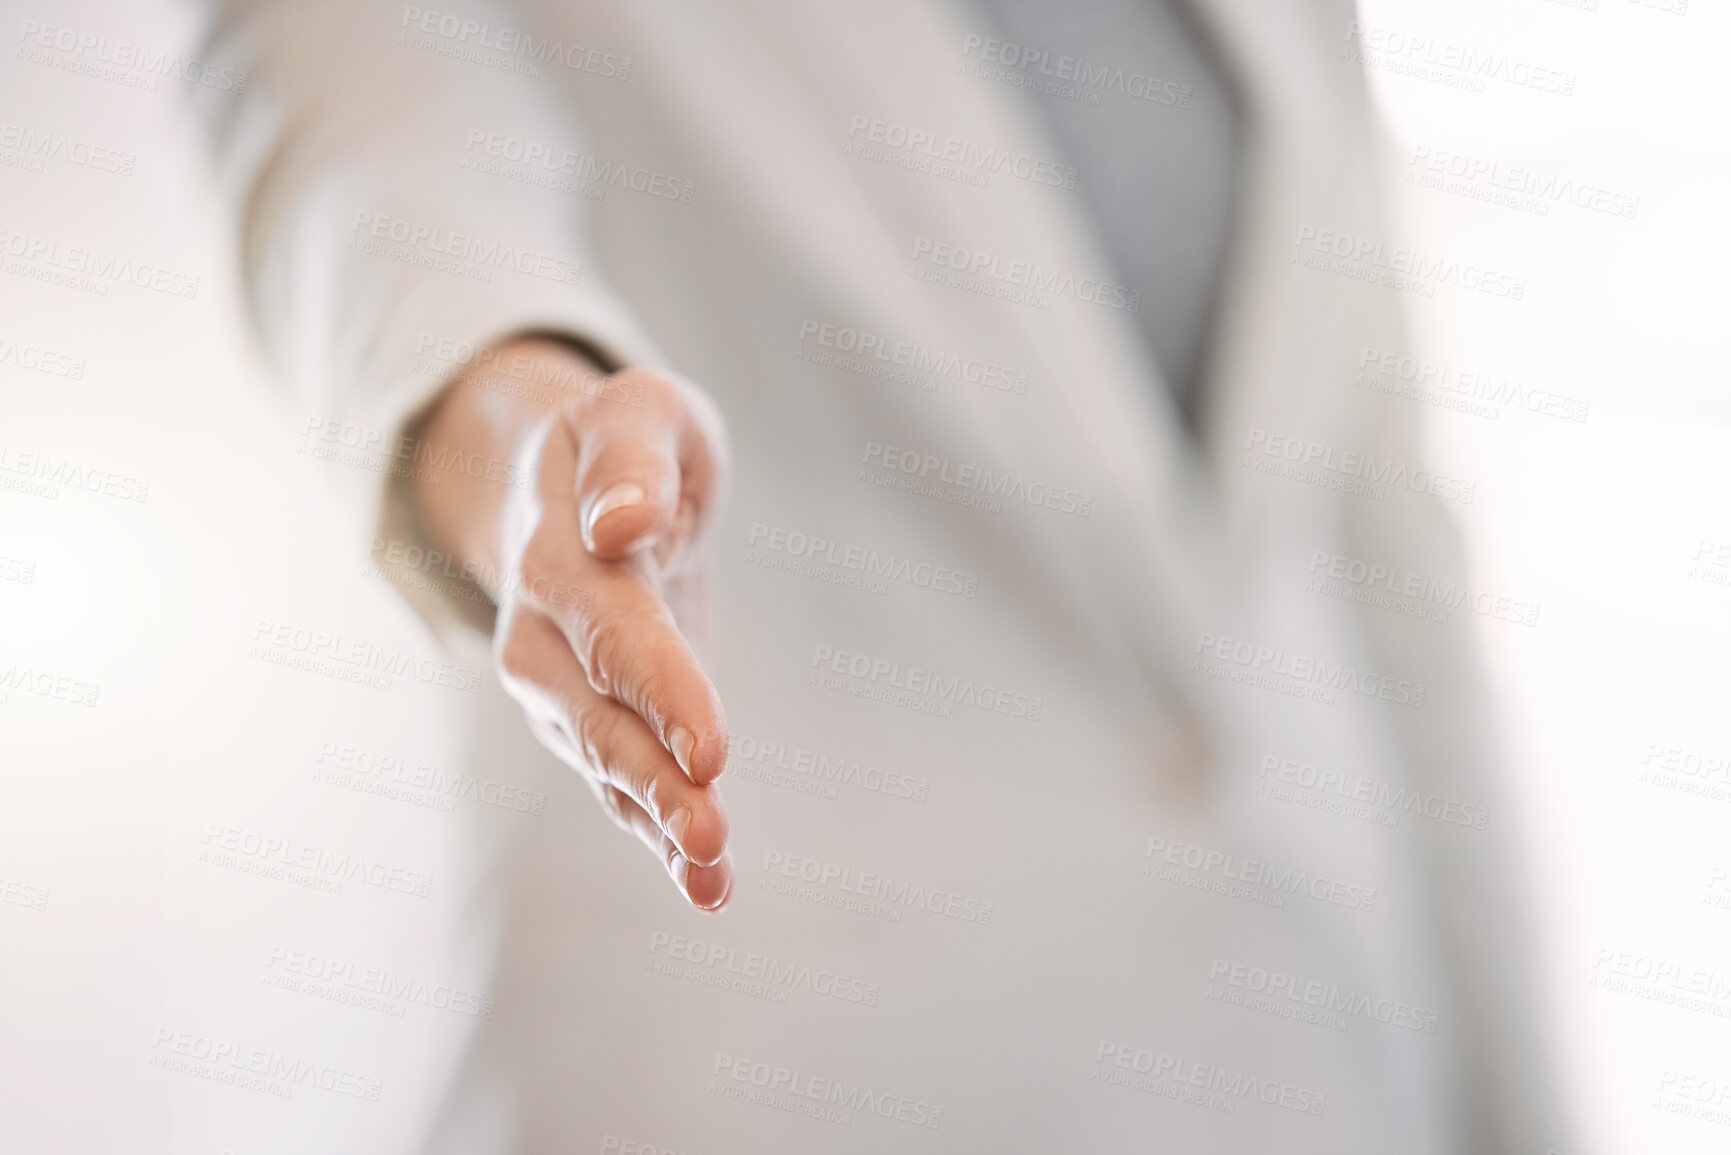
[970,0,1242,414]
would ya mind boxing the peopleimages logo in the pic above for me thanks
[1193,630,1427,709]
[397,7,631,79]
[0,332,86,379]
[761,849,994,925]
[0,554,36,585]
[1407,146,1640,221]
[265,946,495,1019]
[1306,550,1540,627]
[1357,344,1589,423]
[1257,754,1490,831]
[1345,23,1578,97]
[710,1053,944,1129]
[727,730,930,803]
[846,114,1077,189]
[798,318,1029,395]
[1243,429,1477,505]
[1589,948,1731,1019]
[348,211,582,285]
[0,444,150,502]
[1207,957,1441,1034]
[1292,225,1527,300]
[149,1028,382,1101]
[810,643,1043,721]
[1656,1070,1731,1126]
[0,121,135,176]
[1144,835,1378,912]
[647,931,881,1007]
[862,441,1091,516]
[1639,742,1731,803]
[0,662,100,707]
[15,20,250,92]
[461,129,694,203]
[250,619,484,694]
[201,823,435,898]
[959,34,1194,107]
[0,226,200,299]
[313,740,548,815]
[910,236,1142,312]
[0,875,50,912]
[1092,1041,1328,1116]
[749,523,979,599]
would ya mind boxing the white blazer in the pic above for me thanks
[201,0,1573,1150]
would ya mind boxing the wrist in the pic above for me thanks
[409,336,607,593]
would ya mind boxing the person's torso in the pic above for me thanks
[427,2,1465,1151]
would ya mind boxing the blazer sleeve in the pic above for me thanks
[194,0,663,640]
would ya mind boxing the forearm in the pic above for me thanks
[410,336,609,594]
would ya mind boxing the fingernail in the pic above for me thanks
[698,859,734,913]
[585,482,645,539]
[665,805,691,850]
[669,850,691,896]
[669,726,695,779]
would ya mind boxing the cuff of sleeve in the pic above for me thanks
[351,289,664,651]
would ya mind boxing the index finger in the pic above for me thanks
[521,428,728,784]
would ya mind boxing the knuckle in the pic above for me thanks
[569,699,620,774]
[598,784,630,829]
[630,663,670,727]
[642,770,677,822]
[605,628,682,725]
[577,612,624,696]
